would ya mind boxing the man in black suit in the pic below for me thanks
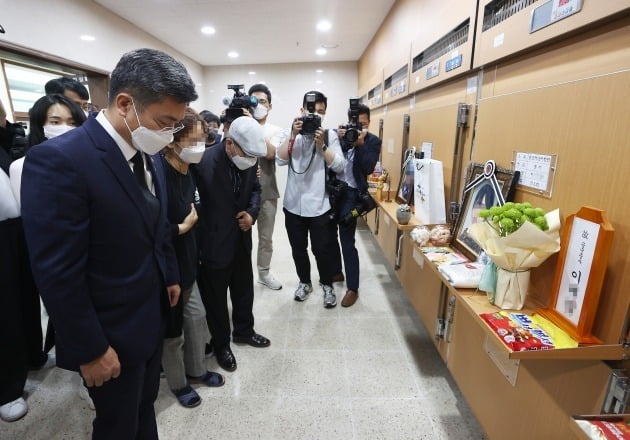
[194,116,270,373]
[21,48,197,439]
[331,104,382,307]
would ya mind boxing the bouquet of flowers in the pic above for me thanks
[467,203,561,310]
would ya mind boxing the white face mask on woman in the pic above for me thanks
[178,141,206,164]
[124,100,175,155]
[43,124,75,139]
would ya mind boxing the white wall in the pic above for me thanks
[0,0,205,105]
[201,61,358,134]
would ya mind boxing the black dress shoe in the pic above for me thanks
[233,333,271,348]
[216,347,237,372]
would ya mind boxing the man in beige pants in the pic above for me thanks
[248,83,286,290]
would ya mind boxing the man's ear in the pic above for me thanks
[115,93,134,118]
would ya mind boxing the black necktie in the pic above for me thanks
[130,152,149,192]
[229,164,241,196]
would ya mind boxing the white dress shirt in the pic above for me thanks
[277,129,346,217]
[96,110,155,195]
[336,147,358,190]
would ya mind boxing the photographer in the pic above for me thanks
[276,91,346,308]
[330,103,381,307]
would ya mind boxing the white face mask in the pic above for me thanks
[44,124,75,139]
[178,141,206,164]
[231,154,257,170]
[124,100,174,155]
[253,105,268,121]
[83,110,90,118]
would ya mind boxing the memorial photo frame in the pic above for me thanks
[451,162,519,261]
[537,207,614,345]
[396,147,418,205]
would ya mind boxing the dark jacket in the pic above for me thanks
[21,116,178,371]
[192,140,261,269]
[341,131,382,193]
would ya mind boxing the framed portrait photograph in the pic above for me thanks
[396,156,415,205]
[451,162,520,260]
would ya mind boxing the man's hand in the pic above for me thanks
[167,284,181,307]
[236,211,254,231]
[337,125,347,140]
[355,129,368,147]
[314,127,325,150]
[178,204,198,235]
[80,346,121,387]
[291,118,303,137]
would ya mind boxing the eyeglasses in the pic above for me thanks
[159,122,185,135]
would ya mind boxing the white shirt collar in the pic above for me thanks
[95,110,137,162]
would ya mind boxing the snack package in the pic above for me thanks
[430,224,451,246]
[480,311,577,351]
[576,419,630,439]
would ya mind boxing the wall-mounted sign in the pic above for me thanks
[530,0,583,33]
[512,151,557,198]
[426,60,440,80]
[445,54,463,72]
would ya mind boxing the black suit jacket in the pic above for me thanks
[193,141,261,269]
[340,131,382,192]
[21,116,178,371]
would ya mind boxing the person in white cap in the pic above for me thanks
[192,115,271,373]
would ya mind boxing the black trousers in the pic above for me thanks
[0,218,27,405]
[284,208,333,286]
[199,241,255,350]
[86,335,163,440]
[330,189,360,291]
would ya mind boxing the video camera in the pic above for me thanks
[299,92,321,135]
[223,84,258,122]
[342,98,362,145]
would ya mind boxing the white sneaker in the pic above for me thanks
[0,397,28,422]
[78,382,95,411]
[258,271,282,290]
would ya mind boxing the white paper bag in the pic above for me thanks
[413,158,446,224]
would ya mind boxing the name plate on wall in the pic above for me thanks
[512,151,557,198]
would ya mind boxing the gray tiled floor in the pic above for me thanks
[3,210,486,439]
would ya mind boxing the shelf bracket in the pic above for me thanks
[484,336,520,386]
[602,369,630,414]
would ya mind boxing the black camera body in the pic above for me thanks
[224,84,258,122]
[339,191,376,225]
[299,92,321,135]
[342,98,362,145]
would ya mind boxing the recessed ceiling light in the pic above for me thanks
[201,26,216,35]
[316,48,327,56]
[316,80,323,84]
[228,51,239,58]
[316,69,324,73]
[248,71,256,75]
[80,35,95,41]
[316,20,332,32]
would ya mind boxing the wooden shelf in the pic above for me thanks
[415,247,628,361]
[374,197,420,231]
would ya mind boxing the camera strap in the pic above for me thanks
[288,135,317,175]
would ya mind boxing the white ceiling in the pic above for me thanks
[94,0,395,66]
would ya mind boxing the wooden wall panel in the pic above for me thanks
[450,305,611,439]
[473,18,630,343]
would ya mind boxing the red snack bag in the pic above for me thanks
[480,312,548,351]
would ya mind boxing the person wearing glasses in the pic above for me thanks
[21,48,196,439]
[45,76,92,115]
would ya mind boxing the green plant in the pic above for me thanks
[478,202,548,236]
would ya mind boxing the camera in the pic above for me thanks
[299,92,321,135]
[224,84,258,122]
[342,98,361,145]
[338,191,376,225]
